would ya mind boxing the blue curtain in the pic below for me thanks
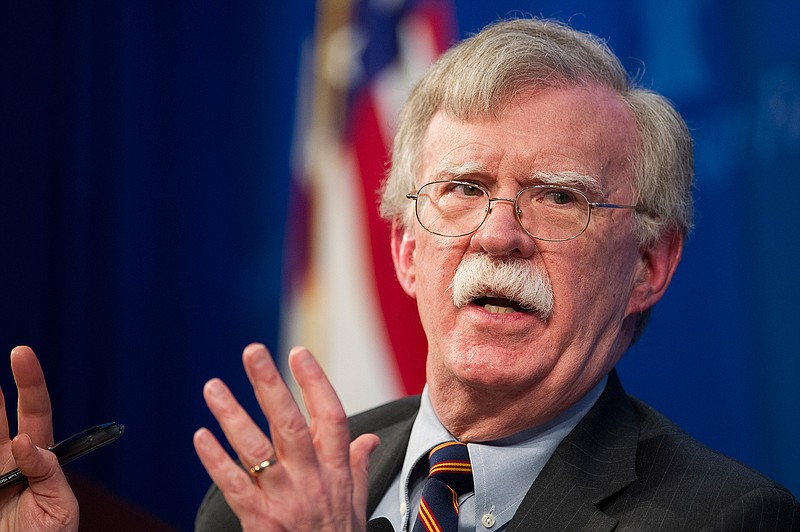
[1,1,797,528]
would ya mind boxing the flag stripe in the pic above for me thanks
[347,0,456,396]
[283,0,456,414]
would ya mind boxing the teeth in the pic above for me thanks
[484,304,515,314]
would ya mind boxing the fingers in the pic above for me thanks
[10,346,54,447]
[288,347,352,467]
[241,344,318,468]
[286,346,357,514]
[237,344,358,476]
[199,343,351,473]
[192,428,256,505]
[202,377,274,471]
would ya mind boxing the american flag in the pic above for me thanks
[281,0,456,413]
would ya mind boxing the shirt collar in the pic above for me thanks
[397,377,607,530]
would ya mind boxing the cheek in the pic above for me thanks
[412,240,466,318]
[547,240,639,317]
[540,245,608,303]
[415,258,453,309]
[415,237,463,282]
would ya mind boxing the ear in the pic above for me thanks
[390,221,417,298]
[627,229,684,316]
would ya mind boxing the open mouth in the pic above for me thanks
[471,295,532,314]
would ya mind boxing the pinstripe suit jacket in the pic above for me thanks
[195,371,799,531]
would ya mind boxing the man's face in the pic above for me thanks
[393,85,671,424]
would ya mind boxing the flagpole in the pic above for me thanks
[309,0,351,139]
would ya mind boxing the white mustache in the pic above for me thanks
[450,254,554,320]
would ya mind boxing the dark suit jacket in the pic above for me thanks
[195,371,800,531]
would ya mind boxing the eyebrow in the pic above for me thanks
[434,161,490,179]
[532,171,603,196]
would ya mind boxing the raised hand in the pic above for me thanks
[194,343,380,531]
[0,346,79,531]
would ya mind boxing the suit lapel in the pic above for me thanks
[350,397,420,516]
[366,414,416,514]
[507,371,638,531]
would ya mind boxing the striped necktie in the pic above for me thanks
[412,442,474,532]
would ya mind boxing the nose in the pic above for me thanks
[469,197,538,258]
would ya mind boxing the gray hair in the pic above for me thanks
[379,17,694,248]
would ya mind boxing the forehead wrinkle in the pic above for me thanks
[532,170,603,196]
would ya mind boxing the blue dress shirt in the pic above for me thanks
[371,377,606,531]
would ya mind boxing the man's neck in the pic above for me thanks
[428,373,608,442]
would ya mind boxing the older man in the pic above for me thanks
[192,18,799,532]
[1,17,797,532]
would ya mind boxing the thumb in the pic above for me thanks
[11,433,59,483]
[350,434,380,524]
[11,433,77,504]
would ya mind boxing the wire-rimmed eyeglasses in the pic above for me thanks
[405,180,639,242]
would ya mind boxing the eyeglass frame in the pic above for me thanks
[405,179,639,242]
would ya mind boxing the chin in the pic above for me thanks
[446,345,545,389]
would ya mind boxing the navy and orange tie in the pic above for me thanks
[412,442,474,532]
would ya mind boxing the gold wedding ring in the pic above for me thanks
[249,458,278,476]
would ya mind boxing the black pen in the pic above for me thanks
[0,422,125,489]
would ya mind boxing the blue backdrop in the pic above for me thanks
[1,1,798,529]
